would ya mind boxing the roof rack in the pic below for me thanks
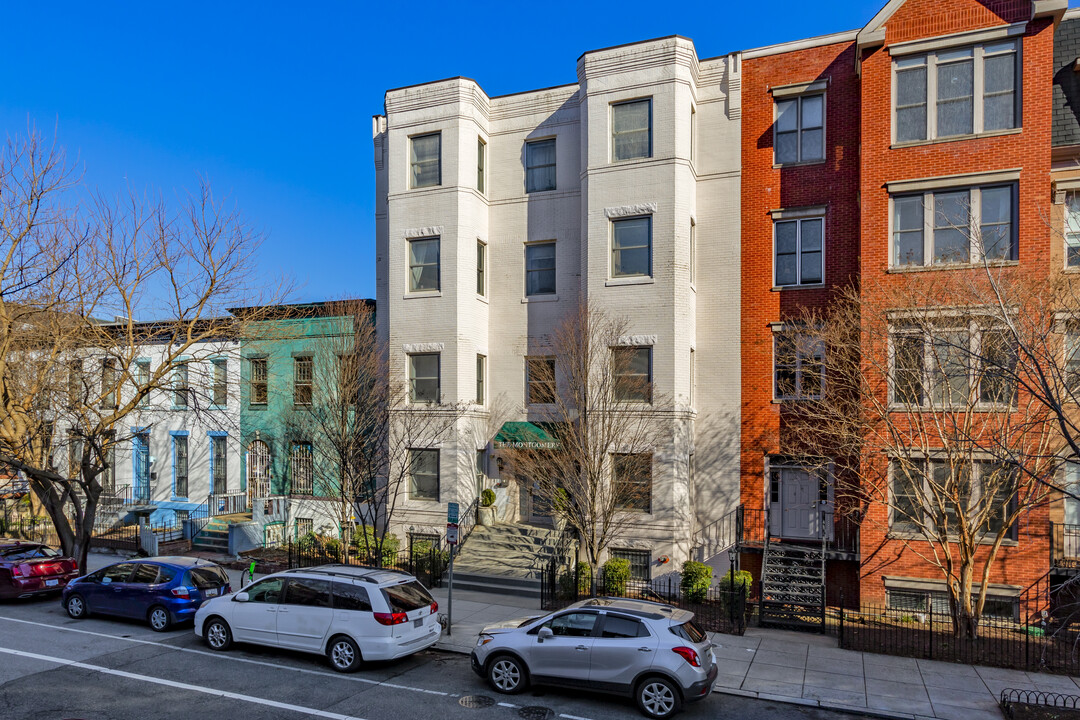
[282,564,413,583]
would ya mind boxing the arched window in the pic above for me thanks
[247,440,271,501]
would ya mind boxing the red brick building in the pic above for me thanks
[739,0,1072,622]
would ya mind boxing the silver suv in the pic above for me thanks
[470,597,717,719]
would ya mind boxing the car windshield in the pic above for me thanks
[381,581,434,612]
[186,566,228,589]
[0,545,60,561]
[670,619,707,644]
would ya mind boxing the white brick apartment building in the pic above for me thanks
[373,36,742,569]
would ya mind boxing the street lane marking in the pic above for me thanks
[0,616,447,696]
[0,645,364,720]
[497,702,518,708]
[559,715,592,720]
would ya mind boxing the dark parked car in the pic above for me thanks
[0,540,79,600]
[62,556,231,631]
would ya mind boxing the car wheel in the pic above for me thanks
[148,605,172,632]
[204,617,232,651]
[326,635,362,673]
[636,676,682,720]
[487,654,528,694]
[65,594,88,619]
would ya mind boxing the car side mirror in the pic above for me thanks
[101,577,112,585]
[537,627,553,643]
[232,592,249,602]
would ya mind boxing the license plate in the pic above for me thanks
[45,579,58,587]
[205,588,219,597]
[413,618,423,628]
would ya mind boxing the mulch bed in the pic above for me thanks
[1005,703,1080,720]
[235,546,289,574]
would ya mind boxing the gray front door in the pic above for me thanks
[781,469,820,539]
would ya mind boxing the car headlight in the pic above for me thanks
[476,634,494,647]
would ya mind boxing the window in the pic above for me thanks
[894,41,1018,143]
[891,323,1013,407]
[408,237,440,293]
[211,359,227,407]
[475,450,486,496]
[893,185,1015,267]
[543,612,598,637]
[410,132,441,188]
[612,99,652,161]
[476,354,486,405]
[612,216,651,278]
[613,346,652,403]
[614,453,652,512]
[978,329,1018,405]
[892,333,925,405]
[101,433,116,493]
[889,459,1015,537]
[601,614,649,638]
[132,563,160,585]
[246,577,284,604]
[610,549,651,581]
[173,362,188,409]
[408,353,440,403]
[68,360,83,406]
[101,563,136,584]
[283,577,332,607]
[249,358,268,405]
[774,217,823,286]
[409,449,439,501]
[774,332,824,401]
[690,105,697,163]
[476,241,486,296]
[774,94,824,164]
[135,359,150,408]
[477,136,486,194]
[525,138,556,192]
[296,517,313,538]
[525,242,556,296]
[291,442,314,495]
[333,582,372,612]
[212,435,228,494]
[174,435,189,498]
[1067,327,1080,392]
[100,359,118,409]
[294,356,312,407]
[67,432,82,480]
[526,356,556,404]
[1066,192,1080,268]
[689,219,696,285]
[887,588,1017,621]
[689,349,696,406]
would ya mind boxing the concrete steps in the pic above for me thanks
[451,523,559,599]
[192,516,249,553]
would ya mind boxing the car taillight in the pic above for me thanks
[373,612,408,626]
[430,601,438,614]
[171,586,191,599]
[672,646,701,667]
[9,566,21,578]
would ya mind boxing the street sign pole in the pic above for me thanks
[446,502,460,636]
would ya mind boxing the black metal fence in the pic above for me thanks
[540,565,749,636]
[1000,687,1080,718]
[287,541,449,588]
[90,523,140,552]
[838,602,1080,675]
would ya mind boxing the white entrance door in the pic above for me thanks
[781,469,820,539]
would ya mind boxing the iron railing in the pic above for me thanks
[209,491,249,516]
[739,504,859,556]
[1050,522,1080,570]
[691,505,742,562]
[1001,688,1080,718]
[287,540,448,588]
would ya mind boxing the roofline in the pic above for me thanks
[1065,6,1080,20]
[228,299,375,320]
[576,34,694,62]
[489,82,579,100]
[741,28,860,59]
[383,76,482,98]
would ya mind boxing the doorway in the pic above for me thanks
[770,464,833,541]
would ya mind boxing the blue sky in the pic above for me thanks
[0,0,1053,304]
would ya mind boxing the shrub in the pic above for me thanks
[681,561,713,604]
[576,561,593,596]
[481,488,496,507]
[350,525,400,566]
[321,537,342,561]
[718,569,753,597]
[602,557,631,597]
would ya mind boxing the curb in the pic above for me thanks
[712,686,918,720]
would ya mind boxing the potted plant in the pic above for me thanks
[477,488,497,526]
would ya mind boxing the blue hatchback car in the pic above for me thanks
[61,556,231,631]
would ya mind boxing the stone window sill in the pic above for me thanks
[606,277,655,287]
[891,127,1022,150]
[522,295,559,303]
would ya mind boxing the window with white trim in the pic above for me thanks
[408,353,439,404]
[1066,192,1080,268]
[612,99,652,161]
[613,453,652,512]
[775,94,824,164]
[613,346,652,403]
[409,449,439,501]
[892,184,1015,267]
[410,133,441,188]
[612,217,652,278]
[526,356,556,405]
[477,136,486,194]
[773,331,824,401]
[476,240,486,296]
[525,242,556,296]
[889,459,1016,538]
[525,138,556,193]
[408,237,440,292]
[894,41,1019,143]
[476,354,486,405]
[774,217,823,287]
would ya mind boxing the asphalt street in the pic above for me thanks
[0,595,877,720]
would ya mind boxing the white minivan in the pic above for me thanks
[194,564,441,671]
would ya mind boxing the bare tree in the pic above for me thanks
[787,268,1063,637]
[0,130,286,570]
[499,303,670,570]
[281,299,468,565]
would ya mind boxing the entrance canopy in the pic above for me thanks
[492,421,560,450]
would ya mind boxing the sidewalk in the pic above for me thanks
[708,627,1080,720]
[427,586,542,654]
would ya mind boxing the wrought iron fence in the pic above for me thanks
[287,540,449,588]
[1051,522,1080,570]
[90,522,140,552]
[838,601,1080,675]
[209,491,249,516]
[1000,687,1080,718]
[540,562,748,636]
